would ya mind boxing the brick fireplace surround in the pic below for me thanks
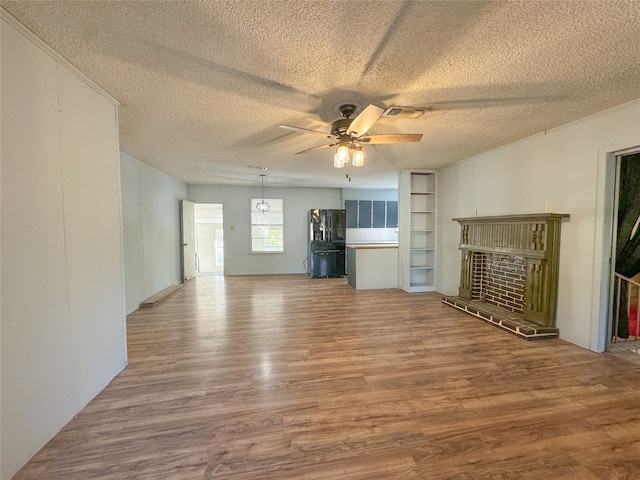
[442,213,569,340]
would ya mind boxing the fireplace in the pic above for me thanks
[442,213,569,340]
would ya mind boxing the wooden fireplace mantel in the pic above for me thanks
[453,213,569,329]
[453,213,569,223]
[453,213,569,258]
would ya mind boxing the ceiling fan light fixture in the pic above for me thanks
[279,102,423,176]
[352,146,364,167]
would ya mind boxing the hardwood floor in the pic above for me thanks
[14,275,640,479]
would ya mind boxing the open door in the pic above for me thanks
[194,203,225,274]
[609,151,640,346]
[181,200,196,282]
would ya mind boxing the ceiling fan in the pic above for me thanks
[278,103,423,172]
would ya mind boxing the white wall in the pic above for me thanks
[1,15,126,479]
[436,100,640,352]
[189,185,341,274]
[347,228,399,244]
[120,152,188,313]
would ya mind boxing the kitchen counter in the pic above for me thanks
[347,245,398,290]
[347,244,398,249]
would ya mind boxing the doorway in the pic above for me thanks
[609,151,640,358]
[194,203,225,275]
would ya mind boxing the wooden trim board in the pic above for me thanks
[139,284,182,309]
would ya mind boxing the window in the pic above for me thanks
[251,198,284,252]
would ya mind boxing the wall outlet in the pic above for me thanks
[544,203,552,213]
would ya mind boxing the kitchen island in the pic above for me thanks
[346,244,398,290]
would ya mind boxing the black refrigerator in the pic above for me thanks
[309,209,346,278]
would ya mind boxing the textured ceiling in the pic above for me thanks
[2,1,639,188]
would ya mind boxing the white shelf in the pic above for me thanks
[410,267,434,286]
[410,230,434,250]
[410,249,433,268]
[410,212,435,230]
[410,172,436,193]
[399,170,437,292]
[410,193,435,212]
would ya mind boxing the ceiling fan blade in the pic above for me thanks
[359,133,423,144]
[294,142,337,155]
[279,124,334,138]
[347,104,385,137]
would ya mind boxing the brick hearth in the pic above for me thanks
[442,296,559,340]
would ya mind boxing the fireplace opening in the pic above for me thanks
[472,253,526,314]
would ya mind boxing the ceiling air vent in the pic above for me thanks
[382,106,428,119]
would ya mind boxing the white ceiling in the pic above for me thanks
[3,1,639,188]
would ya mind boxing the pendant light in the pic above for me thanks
[255,174,270,212]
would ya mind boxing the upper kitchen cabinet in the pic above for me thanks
[345,199,398,229]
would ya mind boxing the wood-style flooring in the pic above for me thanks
[14,275,640,479]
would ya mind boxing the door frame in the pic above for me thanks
[606,147,640,350]
[180,200,196,282]
[193,202,225,275]
[592,144,640,352]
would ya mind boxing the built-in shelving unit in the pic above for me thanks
[399,170,436,292]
